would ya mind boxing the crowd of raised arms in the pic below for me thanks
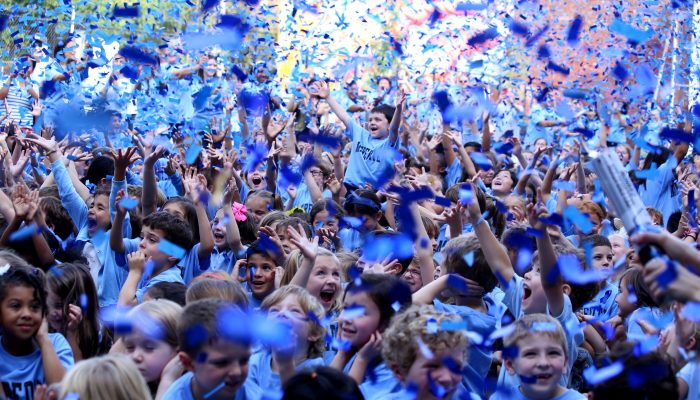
[0,23,697,400]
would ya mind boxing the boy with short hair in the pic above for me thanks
[310,80,404,192]
[412,234,505,397]
[382,304,472,400]
[112,206,193,305]
[162,299,261,400]
[242,238,284,309]
[491,314,585,400]
[579,234,619,321]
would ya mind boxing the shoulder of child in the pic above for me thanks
[161,371,196,400]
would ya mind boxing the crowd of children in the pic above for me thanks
[0,6,699,400]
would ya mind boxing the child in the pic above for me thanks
[310,81,404,192]
[118,299,182,397]
[281,366,363,400]
[248,286,326,392]
[382,304,471,400]
[0,260,74,398]
[185,278,249,308]
[111,209,193,305]
[491,314,585,400]
[246,190,277,224]
[56,353,151,400]
[413,234,505,396]
[330,274,413,399]
[310,199,345,251]
[47,263,112,361]
[579,235,619,321]
[209,183,249,274]
[615,267,672,341]
[238,238,285,309]
[161,299,261,400]
[338,189,386,252]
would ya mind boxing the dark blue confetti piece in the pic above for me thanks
[567,15,583,45]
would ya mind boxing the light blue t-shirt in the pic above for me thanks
[490,387,586,400]
[0,333,74,398]
[626,306,674,341]
[678,361,700,400]
[499,274,583,389]
[209,247,239,274]
[178,244,212,285]
[247,350,325,393]
[161,371,261,400]
[433,297,505,397]
[343,354,402,400]
[446,158,463,189]
[135,265,185,303]
[638,160,682,226]
[342,120,399,189]
[580,280,619,322]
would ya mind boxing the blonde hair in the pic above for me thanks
[279,250,304,287]
[185,278,249,308]
[59,354,151,400]
[335,251,358,281]
[503,314,568,359]
[260,285,326,359]
[381,305,468,377]
[127,299,182,348]
[314,249,344,313]
[193,270,233,283]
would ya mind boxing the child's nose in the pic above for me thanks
[433,367,458,388]
[227,362,243,379]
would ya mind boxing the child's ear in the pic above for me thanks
[178,351,195,372]
[167,256,179,265]
[562,283,572,296]
[684,336,696,352]
[100,177,109,187]
[504,358,516,376]
[387,261,403,276]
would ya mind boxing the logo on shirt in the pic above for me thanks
[355,142,380,163]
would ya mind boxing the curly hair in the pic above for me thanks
[381,305,468,377]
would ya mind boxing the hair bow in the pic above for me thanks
[232,202,247,222]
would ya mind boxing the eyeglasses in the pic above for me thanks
[310,170,324,177]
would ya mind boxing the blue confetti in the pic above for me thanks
[567,15,583,45]
[119,197,138,210]
[557,254,611,284]
[610,18,654,45]
[563,206,593,234]
[362,233,414,262]
[9,224,39,242]
[584,361,624,384]
[113,5,139,18]
[468,26,500,46]
[157,239,186,259]
[119,46,159,65]
[185,144,202,165]
[341,305,365,321]
[470,152,493,170]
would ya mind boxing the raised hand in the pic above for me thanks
[29,100,43,117]
[127,250,147,274]
[11,147,32,178]
[309,81,330,99]
[287,223,319,261]
[65,304,83,334]
[12,185,32,219]
[111,147,140,176]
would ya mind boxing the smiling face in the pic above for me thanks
[367,112,390,139]
[492,170,514,196]
[124,329,177,384]
[186,340,251,400]
[312,209,339,236]
[266,294,313,352]
[306,256,342,313]
[505,334,567,399]
[247,253,277,300]
[338,291,380,348]
[615,275,636,318]
[46,291,64,332]
[609,235,627,263]
[401,265,423,293]
[211,209,228,248]
[1,285,42,342]
[87,194,111,237]
[522,265,548,314]
[138,225,174,268]
[245,165,267,191]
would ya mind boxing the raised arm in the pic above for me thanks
[388,90,405,144]
[466,196,515,284]
[141,146,164,217]
[288,224,319,288]
[310,81,351,128]
[528,201,564,316]
[110,190,128,254]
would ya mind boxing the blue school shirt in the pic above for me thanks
[638,160,682,226]
[678,361,700,400]
[342,120,399,188]
[135,265,184,303]
[499,274,583,389]
[161,371,261,400]
[210,247,239,274]
[446,158,463,189]
[490,387,586,400]
[342,354,402,400]
[292,182,333,213]
[178,244,211,285]
[433,297,505,396]
[0,333,74,399]
[626,306,674,341]
[580,280,619,322]
[248,350,325,393]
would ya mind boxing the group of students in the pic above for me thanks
[0,24,698,400]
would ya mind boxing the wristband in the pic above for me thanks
[45,149,57,157]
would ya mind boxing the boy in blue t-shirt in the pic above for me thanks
[110,206,193,305]
[579,235,619,321]
[309,80,404,191]
[161,299,261,400]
